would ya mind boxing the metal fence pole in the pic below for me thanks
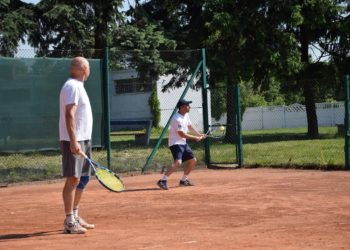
[234,84,243,166]
[201,48,210,165]
[345,75,350,170]
[103,47,111,167]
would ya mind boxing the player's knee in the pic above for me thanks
[187,158,196,164]
[77,176,90,190]
[66,177,79,186]
[174,160,182,168]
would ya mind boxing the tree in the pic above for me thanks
[148,85,161,127]
[289,0,342,138]
[28,0,124,57]
[136,0,349,139]
[136,0,302,142]
[317,1,350,97]
[111,23,176,73]
[0,0,35,56]
[129,0,207,86]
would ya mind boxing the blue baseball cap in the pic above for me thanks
[177,99,192,108]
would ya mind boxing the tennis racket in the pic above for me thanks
[79,152,125,192]
[205,124,226,139]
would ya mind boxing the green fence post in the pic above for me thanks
[234,84,243,166]
[345,75,350,170]
[201,48,210,165]
[103,47,111,167]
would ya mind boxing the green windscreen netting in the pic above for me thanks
[0,57,104,152]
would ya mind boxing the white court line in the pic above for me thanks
[138,245,164,250]
[138,240,197,249]
[184,241,197,244]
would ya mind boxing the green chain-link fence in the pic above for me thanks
[0,48,347,184]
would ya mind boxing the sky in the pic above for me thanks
[21,0,134,9]
[22,0,39,3]
[21,0,39,3]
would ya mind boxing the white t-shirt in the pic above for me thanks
[59,78,93,141]
[168,112,192,147]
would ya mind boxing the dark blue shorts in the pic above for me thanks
[169,144,194,162]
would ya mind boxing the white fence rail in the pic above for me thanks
[214,102,344,131]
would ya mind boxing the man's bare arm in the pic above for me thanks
[65,104,81,154]
[178,131,205,142]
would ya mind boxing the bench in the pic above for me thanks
[110,120,153,145]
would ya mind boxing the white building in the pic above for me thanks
[109,69,153,121]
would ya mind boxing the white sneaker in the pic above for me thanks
[76,216,95,229]
[64,220,87,234]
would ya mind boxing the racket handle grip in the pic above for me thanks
[79,151,88,159]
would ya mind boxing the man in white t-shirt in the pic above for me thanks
[59,57,94,234]
[157,99,207,190]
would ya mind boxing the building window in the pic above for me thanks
[114,78,152,94]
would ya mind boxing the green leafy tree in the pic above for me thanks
[111,23,176,75]
[289,0,343,137]
[28,0,124,57]
[129,1,206,86]
[137,0,302,142]
[0,0,35,56]
[148,84,161,127]
[317,1,349,99]
[136,0,348,139]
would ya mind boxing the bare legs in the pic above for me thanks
[184,158,196,175]
[164,158,197,177]
[63,177,80,215]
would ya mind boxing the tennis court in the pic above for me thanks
[1,168,350,249]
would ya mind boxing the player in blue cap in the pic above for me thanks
[157,99,207,190]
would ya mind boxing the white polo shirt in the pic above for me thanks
[168,112,192,147]
[59,78,93,141]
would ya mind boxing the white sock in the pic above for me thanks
[181,175,188,182]
[161,175,168,181]
[73,208,79,218]
[66,213,75,225]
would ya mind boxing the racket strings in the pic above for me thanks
[95,168,124,192]
[206,128,225,139]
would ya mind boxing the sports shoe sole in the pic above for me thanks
[179,181,194,187]
[157,181,168,190]
[64,222,87,234]
[64,227,87,234]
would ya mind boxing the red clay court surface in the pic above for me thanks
[1,168,350,249]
